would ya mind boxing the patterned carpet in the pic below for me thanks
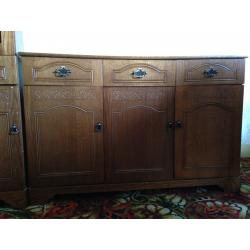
[1,158,250,219]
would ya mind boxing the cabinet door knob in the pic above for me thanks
[203,68,218,78]
[167,121,175,128]
[53,66,71,77]
[95,122,103,132]
[9,123,20,135]
[167,121,183,129]
[175,120,183,128]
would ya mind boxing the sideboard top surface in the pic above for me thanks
[18,52,247,60]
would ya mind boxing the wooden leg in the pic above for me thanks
[219,177,241,193]
[0,189,27,209]
[28,189,56,205]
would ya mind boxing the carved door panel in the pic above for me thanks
[175,85,243,179]
[104,87,174,183]
[24,86,104,187]
[0,86,24,191]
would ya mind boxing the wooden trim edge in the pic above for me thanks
[27,177,240,204]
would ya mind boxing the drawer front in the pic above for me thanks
[0,56,18,85]
[22,57,103,86]
[177,59,245,85]
[103,60,176,86]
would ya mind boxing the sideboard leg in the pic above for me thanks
[0,189,27,209]
[220,177,241,193]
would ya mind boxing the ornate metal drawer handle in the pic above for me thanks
[53,66,71,78]
[132,68,147,79]
[9,123,20,135]
[203,68,218,78]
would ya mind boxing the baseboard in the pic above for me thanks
[241,144,250,157]
[28,177,235,205]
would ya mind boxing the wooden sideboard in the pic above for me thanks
[0,52,246,207]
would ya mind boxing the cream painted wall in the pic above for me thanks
[242,79,250,157]
[22,31,250,157]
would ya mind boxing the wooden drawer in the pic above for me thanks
[177,59,245,85]
[0,56,18,85]
[22,57,103,86]
[103,60,176,86]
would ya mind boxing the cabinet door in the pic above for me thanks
[175,85,243,179]
[104,87,174,183]
[0,86,24,191]
[24,86,104,187]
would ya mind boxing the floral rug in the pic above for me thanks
[1,158,250,219]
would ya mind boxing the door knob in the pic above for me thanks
[95,122,103,132]
[175,121,183,128]
[167,121,183,129]
[9,123,20,135]
[167,121,175,128]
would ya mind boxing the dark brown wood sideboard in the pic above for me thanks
[0,45,247,207]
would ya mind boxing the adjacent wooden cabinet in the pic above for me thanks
[0,57,26,208]
[0,86,24,190]
[17,54,246,205]
[0,31,22,56]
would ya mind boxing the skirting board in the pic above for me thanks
[241,144,250,157]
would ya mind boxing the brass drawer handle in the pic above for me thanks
[203,68,218,78]
[132,68,147,79]
[53,66,71,78]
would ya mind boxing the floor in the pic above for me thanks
[1,158,250,219]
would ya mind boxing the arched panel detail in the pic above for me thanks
[112,63,168,83]
[32,61,93,82]
[183,61,240,82]
[34,104,91,114]
[186,102,233,113]
[34,105,95,177]
[125,104,165,113]
[188,63,233,73]
[182,104,233,169]
[111,108,167,172]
